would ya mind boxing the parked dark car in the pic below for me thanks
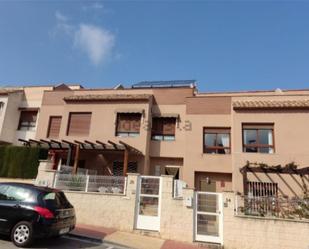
[0,182,76,247]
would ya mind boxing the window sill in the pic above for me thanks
[202,153,231,156]
[242,152,276,155]
[66,134,89,137]
[151,140,176,142]
[115,134,140,138]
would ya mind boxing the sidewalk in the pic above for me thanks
[70,224,202,249]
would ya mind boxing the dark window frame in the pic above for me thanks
[112,161,138,176]
[242,123,275,153]
[18,110,38,131]
[151,117,176,141]
[203,127,231,154]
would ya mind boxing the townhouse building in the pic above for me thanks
[0,84,82,145]
[30,81,309,198]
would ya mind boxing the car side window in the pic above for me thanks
[0,185,9,201]
[6,186,33,202]
[0,185,34,202]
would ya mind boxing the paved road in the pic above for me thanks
[0,235,131,249]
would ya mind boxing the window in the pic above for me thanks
[203,128,231,154]
[18,111,38,131]
[0,102,4,114]
[42,192,70,210]
[113,161,138,176]
[67,112,91,136]
[242,124,274,153]
[116,113,141,137]
[246,181,278,214]
[151,117,176,141]
[47,116,62,138]
[0,185,34,202]
[247,181,278,197]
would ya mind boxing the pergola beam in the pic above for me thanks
[241,166,309,175]
[84,140,96,149]
[18,138,30,147]
[119,140,142,155]
[72,144,80,174]
[123,148,129,176]
[50,139,63,149]
[61,139,75,146]
[18,139,142,155]
[240,163,309,195]
[40,139,52,148]
[108,140,120,150]
[74,140,86,149]
[29,139,42,146]
[96,140,107,149]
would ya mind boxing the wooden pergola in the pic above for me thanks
[240,161,309,195]
[18,138,143,176]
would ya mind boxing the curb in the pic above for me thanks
[66,232,103,243]
[67,232,134,249]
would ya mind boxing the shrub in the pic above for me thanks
[0,146,48,179]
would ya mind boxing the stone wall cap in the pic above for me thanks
[160,175,174,178]
[183,187,195,190]
[127,173,140,176]
[235,214,309,224]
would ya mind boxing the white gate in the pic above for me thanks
[135,176,162,231]
[195,192,223,245]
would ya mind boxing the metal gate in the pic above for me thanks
[135,176,162,231]
[195,192,223,244]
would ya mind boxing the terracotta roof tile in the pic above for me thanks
[233,100,309,109]
[64,94,152,101]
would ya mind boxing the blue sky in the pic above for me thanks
[0,1,309,92]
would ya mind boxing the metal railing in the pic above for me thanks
[54,173,127,194]
[59,165,98,176]
[235,194,309,220]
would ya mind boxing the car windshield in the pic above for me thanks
[41,191,71,210]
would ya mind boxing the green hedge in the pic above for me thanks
[0,146,48,179]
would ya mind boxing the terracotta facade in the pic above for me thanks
[33,85,309,195]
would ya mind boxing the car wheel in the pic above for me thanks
[11,221,33,248]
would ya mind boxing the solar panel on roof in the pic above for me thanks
[131,80,196,88]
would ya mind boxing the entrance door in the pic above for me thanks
[135,176,161,231]
[195,192,223,244]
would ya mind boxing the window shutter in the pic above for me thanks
[204,128,230,134]
[117,114,129,132]
[117,113,141,133]
[242,123,274,130]
[20,111,37,123]
[131,114,141,132]
[67,113,91,136]
[162,118,176,135]
[47,116,62,138]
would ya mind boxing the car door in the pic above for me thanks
[0,185,32,234]
[0,184,14,233]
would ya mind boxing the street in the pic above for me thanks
[0,235,131,249]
